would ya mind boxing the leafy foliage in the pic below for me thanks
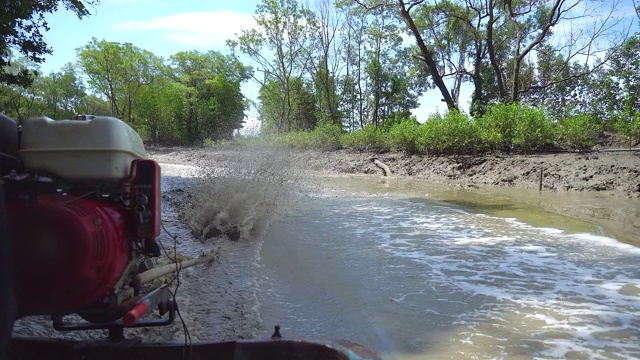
[77,38,163,124]
[512,106,555,152]
[280,123,343,150]
[259,77,318,133]
[616,111,640,145]
[341,125,390,152]
[476,102,519,151]
[475,103,554,152]
[264,105,606,154]
[558,114,602,150]
[2,44,251,145]
[1,0,637,151]
[423,111,480,154]
[0,0,98,86]
[387,118,424,154]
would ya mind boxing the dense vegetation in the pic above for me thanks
[1,0,639,150]
[259,103,640,154]
[1,39,251,144]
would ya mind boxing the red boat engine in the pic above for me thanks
[7,195,132,316]
[1,115,171,335]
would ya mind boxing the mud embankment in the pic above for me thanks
[152,145,640,198]
[288,149,640,198]
[150,146,640,245]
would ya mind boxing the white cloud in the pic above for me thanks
[110,11,256,48]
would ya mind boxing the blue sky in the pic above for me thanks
[39,0,458,124]
[39,0,636,125]
[41,0,265,125]
[41,0,261,71]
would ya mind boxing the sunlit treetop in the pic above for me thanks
[0,0,99,87]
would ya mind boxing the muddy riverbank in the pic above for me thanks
[292,149,640,198]
[150,146,640,198]
[150,145,640,245]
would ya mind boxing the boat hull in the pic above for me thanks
[9,336,381,360]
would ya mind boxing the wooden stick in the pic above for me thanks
[137,254,216,284]
[372,158,392,177]
[539,168,544,192]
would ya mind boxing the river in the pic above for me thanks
[256,176,640,359]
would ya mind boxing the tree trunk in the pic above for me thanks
[471,41,484,116]
[486,0,507,100]
[511,35,522,103]
[397,0,457,111]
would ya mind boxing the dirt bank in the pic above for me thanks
[295,149,640,198]
[151,146,640,198]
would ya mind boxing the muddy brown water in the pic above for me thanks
[313,175,640,246]
[257,175,640,359]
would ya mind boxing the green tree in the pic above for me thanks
[168,50,251,143]
[0,0,98,86]
[229,0,313,132]
[355,0,627,110]
[336,2,370,129]
[0,57,40,122]
[35,63,86,119]
[203,73,246,140]
[76,38,163,124]
[305,0,342,126]
[78,94,112,117]
[259,76,318,132]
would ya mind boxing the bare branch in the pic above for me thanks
[353,0,390,12]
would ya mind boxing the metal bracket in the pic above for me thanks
[51,288,176,340]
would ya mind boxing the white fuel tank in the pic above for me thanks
[19,116,148,181]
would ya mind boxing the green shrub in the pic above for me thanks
[308,123,344,150]
[203,137,215,147]
[279,131,307,149]
[477,103,554,152]
[476,102,519,150]
[232,134,279,147]
[274,123,343,150]
[512,106,555,151]
[616,111,640,145]
[382,114,418,131]
[559,114,602,150]
[341,125,390,151]
[388,119,425,154]
[423,111,480,154]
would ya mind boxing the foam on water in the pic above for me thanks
[257,188,638,358]
[351,197,640,359]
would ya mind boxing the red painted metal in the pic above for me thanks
[129,159,161,239]
[122,301,148,327]
[6,195,132,315]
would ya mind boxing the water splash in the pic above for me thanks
[177,146,302,243]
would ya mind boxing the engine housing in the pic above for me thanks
[7,194,132,316]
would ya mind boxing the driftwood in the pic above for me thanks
[137,253,216,284]
[371,158,392,177]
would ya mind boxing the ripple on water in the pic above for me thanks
[268,194,632,357]
[348,198,640,359]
